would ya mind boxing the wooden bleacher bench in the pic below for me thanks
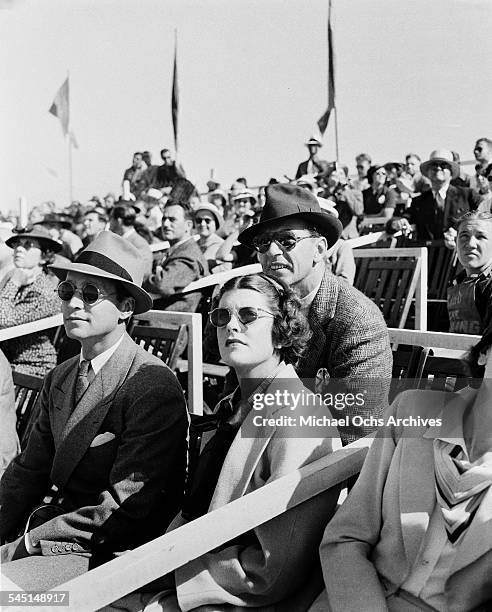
[13,371,44,447]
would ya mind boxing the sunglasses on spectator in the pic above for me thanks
[252,231,319,254]
[10,238,41,250]
[56,280,117,306]
[195,217,214,224]
[209,306,275,328]
[487,175,492,182]
[430,162,452,171]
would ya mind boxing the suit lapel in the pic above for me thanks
[50,334,137,490]
[51,358,79,446]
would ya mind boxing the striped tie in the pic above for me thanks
[75,359,91,404]
[434,440,492,542]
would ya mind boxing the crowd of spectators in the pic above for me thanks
[0,136,491,609]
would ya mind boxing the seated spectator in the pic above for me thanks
[231,189,257,217]
[0,232,188,590]
[323,167,364,239]
[144,201,208,312]
[362,165,397,218]
[193,202,224,266]
[154,149,186,193]
[103,192,116,210]
[109,205,153,280]
[114,273,342,611]
[0,226,61,377]
[0,348,19,479]
[312,326,492,612]
[0,234,14,291]
[471,137,492,190]
[398,152,432,197]
[404,149,480,241]
[82,207,108,248]
[122,152,148,199]
[351,152,372,191]
[475,164,492,213]
[207,189,227,217]
[37,212,83,261]
[447,212,492,334]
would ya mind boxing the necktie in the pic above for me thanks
[75,359,91,404]
[435,191,445,210]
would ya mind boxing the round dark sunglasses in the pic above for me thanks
[251,231,318,254]
[56,280,116,306]
[209,306,274,328]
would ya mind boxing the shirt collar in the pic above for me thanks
[122,228,136,239]
[423,388,476,453]
[299,275,324,317]
[433,183,450,200]
[80,333,125,376]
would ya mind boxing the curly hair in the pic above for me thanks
[217,273,312,366]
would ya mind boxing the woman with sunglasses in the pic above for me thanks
[192,202,224,267]
[135,273,342,611]
[362,165,397,219]
[0,226,62,377]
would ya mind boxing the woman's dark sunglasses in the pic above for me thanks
[209,306,274,328]
[251,231,318,254]
[56,280,116,306]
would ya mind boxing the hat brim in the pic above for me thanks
[420,159,460,180]
[238,212,342,250]
[6,234,63,253]
[49,261,153,315]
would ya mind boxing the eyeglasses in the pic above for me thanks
[56,280,117,306]
[209,306,275,328]
[430,163,451,171]
[195,217,214,224]
[10,238,40,250]
[251,231,319,254]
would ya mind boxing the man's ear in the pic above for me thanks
[313,236,328,263]
[118,297,135,323]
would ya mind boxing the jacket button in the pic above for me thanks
[51,546,58,553]
[65,543,72,551]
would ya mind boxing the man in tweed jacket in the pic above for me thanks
[239,184,392,444]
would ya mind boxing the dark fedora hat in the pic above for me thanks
[6,224,63,253]
[238,183,342,249]
[49,231,153,314]
[39,212,73,229]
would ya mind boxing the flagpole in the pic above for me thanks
[68,134,73,204]
[334,106,340,163]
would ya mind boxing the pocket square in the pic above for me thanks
[90,432,116,447]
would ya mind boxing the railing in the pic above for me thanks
[0,314,63,343]
[0,437,373,611]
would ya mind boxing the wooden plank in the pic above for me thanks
[0,313,63,342]
[133,311,203,415]
[182,263,262,293]
[414,248,427,330]
[388,328,480,351]
[21,438,372,612]
[354,247,426,259]
[346,231,384,249]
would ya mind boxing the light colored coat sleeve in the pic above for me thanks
[0,350,19,479]
[176,433,341,611]
[317,399,404,612]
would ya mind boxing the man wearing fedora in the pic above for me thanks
[239,183,392,444]
[295,137,334,181]
[109,204,153,280]
[0,232,188,590]
[404,149,480,241]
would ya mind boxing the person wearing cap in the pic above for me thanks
[193,202,225,266]
[109,205,153,280]
[0,225,62,377]
[239,184,392,444]
[403,149,480,241]
[322,167,364,239]
[0,231,188,590]
[145,201,208,313]
[295,137,333,181]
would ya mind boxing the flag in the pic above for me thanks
[317,0,335,136]
[49,77,70,136]
[171,32,179,153]
[69,130,79,150]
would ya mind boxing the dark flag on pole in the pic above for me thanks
[317,0,335,136]
[49,77,70,136]
[172,31,179,153]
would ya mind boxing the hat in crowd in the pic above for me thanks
[206,179,220,192]
[295,174,318,189]
[193,202,224,231]
[317,197,339,218]
[383,162,404,172]
[0,222,14,243]
[207,189,227,205]
[49,231,153,314]
[305,137,323,148]
[420,149,460,180]
[40,212,73,229]
[6,224,62,253]
[238,183,342,249]
[232,189,257,204]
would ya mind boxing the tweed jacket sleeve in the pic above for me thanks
[0,274,60,329]
[145,238,208,298]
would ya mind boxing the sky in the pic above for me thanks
[1,0,491,216]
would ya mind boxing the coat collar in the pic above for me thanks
[50,333,138,489]
[208,363,300,508]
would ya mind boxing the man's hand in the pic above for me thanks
[10,267,39,287]
[444,227,457,250]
